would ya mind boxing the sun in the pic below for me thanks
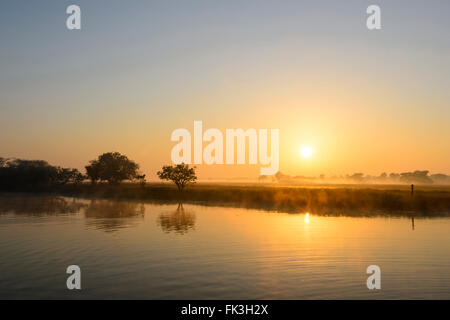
[300,146,313,158]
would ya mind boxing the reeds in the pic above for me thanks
[8,183,448,216]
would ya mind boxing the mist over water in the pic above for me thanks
[0,196,449,299]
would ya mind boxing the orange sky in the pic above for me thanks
[0,1,449,180]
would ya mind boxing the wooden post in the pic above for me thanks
[411,184,415,230]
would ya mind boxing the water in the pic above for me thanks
[0,195,449,299]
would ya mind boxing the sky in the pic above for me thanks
[1,0,449,180]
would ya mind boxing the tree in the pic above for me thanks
[0,159,55,187]
[399,170,433,184]
[85,160,101,184]
[0,158,83,189]
[53,167,84,185]
[157,163,197,191]
[85,152,145,184]
[348,173,364,182]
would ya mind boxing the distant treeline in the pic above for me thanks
[0,152,144,190]
[1,154,449,191]
[260,170,450,185]
[1,155,449,215]
[0,158,84,189]
[0,153,194,192]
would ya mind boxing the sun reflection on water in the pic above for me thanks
[304,212,310,224]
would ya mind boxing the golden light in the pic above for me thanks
[300,146,313,158]
[304,212,310,224]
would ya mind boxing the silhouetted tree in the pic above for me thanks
[399,170,433,184]
[348,173,364,182]
[389,173,400,181]
[85,152,145,185]
[0,158,83,189]
[85,160,101,184]
[53,168,84,185]
[157,163,197,191]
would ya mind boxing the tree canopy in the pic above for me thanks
[85,152,145,184]
[0,158,83,189]
[157,163,197,191]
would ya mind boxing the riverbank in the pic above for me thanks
[1,183,449,216]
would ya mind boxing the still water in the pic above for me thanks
[0,195,449,299]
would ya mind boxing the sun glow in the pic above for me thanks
[300,146,313,158]
[304,213,310,224]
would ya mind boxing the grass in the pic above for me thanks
[2,182,449,217]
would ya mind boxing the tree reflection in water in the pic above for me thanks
[158,203,196,235]
[84,200,145,232]
[0,195,85,216]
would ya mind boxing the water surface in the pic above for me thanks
[0,196,449,299]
